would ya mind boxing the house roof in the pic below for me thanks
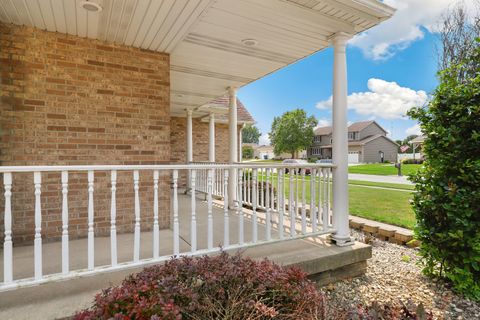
[314,120,386,136]
[320,134,399,148]
[207,95,255,124]
[410,135,426,144]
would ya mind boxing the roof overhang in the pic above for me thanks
[0,0,395,113]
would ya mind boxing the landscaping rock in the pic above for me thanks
[324,229,480,319]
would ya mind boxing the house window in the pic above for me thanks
[348,132,357,140]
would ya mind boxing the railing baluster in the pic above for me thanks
[3,172,13,283]
[289,169,295,237]
[301,169,306,234]
[271,168,275,211]
[327,168,331,226]
[265,168,271,241]
[34,172,42,280]
[207,169,213,250]
[153,170,159,259]
[61,171,69,275]
[260,168,264,208]
[278,169,284,239]
[110,170,117,266]
[323,169,329,231]
[133,170,140,262]
[295,169,299,223]
[173,170,179,256]
[223,170,229,247]
[310,169,317,233]
[247,169,251,204]
[318,168,322,227]
[190,169,197,252]
[252,168,258,243]
[237,169,244,245]
[87,171,94,270]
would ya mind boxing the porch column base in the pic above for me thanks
[328,234,354,246]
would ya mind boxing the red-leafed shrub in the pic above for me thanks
[75,252,325,320]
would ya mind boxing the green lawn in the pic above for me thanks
[253,173,416,229]
[348,179,415,191]
[348,163,421,176]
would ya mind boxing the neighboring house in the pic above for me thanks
[410,135,426,160]
[255,145,276,160]
[246,144,306,160]
[308,121,398,163]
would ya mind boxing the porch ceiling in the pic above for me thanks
[0,0,394,115]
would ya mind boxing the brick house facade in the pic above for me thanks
[0,24,252,246]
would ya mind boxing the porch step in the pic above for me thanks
[0,237,371,320]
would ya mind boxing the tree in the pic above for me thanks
[242,145,254,160]
[407,41,480,300]
[242,124,261,144]
[436,0,480,81]
[269,109,317,158]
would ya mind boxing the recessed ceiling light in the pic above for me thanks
[80,1,103,12]
[241,39,258,47]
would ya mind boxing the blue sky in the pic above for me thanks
[236,0,467,144]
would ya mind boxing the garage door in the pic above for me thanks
[348,151,359,163]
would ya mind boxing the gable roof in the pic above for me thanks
[314,120,388,136]
[410,135,426,143]
[207,95,255,123]
[320,134,399,148]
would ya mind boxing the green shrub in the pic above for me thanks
[242,145,254,159]
[402,159,424,165]
[407,41,480,300]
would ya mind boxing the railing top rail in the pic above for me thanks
[0,163,335,173]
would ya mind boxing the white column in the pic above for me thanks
[208,112,215,162]
[228,87,238,208]
[330,32,353,246]
[186,109,193,163]
[238,124,244,162]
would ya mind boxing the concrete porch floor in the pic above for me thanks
[0,193,371,319]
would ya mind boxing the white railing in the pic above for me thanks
[190,162,227,198]
[0,163,335,291]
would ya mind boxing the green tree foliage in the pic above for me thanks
[407,41,480,300]
[241,124,261,144]
[269,109,317,158]
[242,145,254,159]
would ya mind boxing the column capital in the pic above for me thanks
[185,108,194,116]
[328,32,352,46]
[227,86,238,96]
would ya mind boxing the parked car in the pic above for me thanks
[282,159,311,175]
[316,159,332,164]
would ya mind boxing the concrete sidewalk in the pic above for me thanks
[349,173,413,185]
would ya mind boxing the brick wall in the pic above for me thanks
[0,24,171,245]
[170,117,235,164]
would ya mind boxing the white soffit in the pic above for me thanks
[0,0,394,113]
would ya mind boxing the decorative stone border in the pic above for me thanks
[349,216,420,248]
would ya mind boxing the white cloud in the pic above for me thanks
[349,0,477,60]
[259,133,271,146]
[316,100,331,110]
[316,78,428,120]
[406,123,422,136]
[316,118,331,127]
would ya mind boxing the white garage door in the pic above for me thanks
[348,151,359,163]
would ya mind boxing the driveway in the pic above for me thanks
[348,173,413,185]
